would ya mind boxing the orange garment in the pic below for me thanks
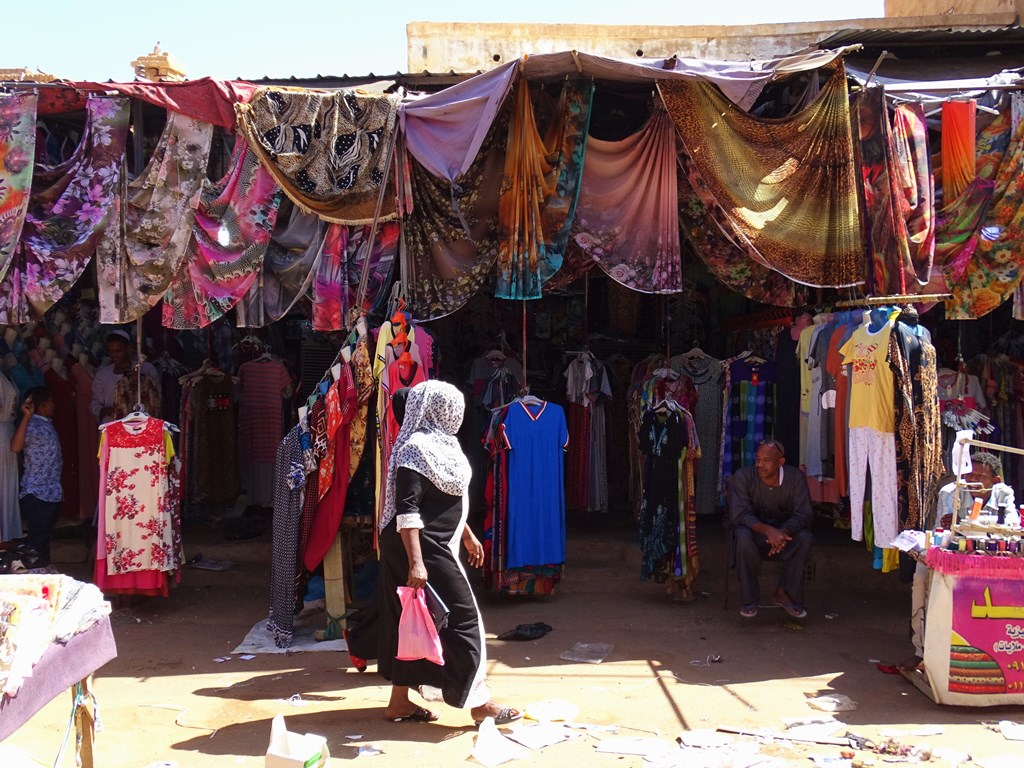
[941,100,977,202]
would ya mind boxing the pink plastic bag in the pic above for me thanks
[396,586,445,665]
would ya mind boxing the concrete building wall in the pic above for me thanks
[885,0,1017,17]
[407,14,1018,73]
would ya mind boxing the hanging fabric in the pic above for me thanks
[0,92,36,285]
[68,77,257,128]
[236,88,400,224]
[892,102,936,286]
[313,221,399,331]
[934,177,995,288]
[495,78,593,299]
[399,116,506,320]
[941,100,977,203]
[97,112,214,323]
[946,118,1024,318]
[162,138,283,329]
[677,152,807,307]
[572,108,681,294]
[399,60,518,182]
[0,97,130,324]
[236,205,329,327]
[662,64,862,288]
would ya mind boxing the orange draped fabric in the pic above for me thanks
[941,100,977,203]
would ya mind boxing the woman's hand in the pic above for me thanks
[462,527,484,569]
[407,559,428,588]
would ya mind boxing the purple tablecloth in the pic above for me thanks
[0,617,117,740]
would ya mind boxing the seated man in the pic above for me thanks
[728,439,814,619]
[936,451,1014,528]
[904,451,1015,671]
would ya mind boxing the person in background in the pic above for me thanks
[904,451,1016,671]
[727,439,815,620]
[90,330,159,422]
[11,350,44,406]
[10,387,62,566]
[936,451,1014,527]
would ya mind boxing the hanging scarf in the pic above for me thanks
[0,97,129,324]
[495,79,592,299]
[0,92,36,285]
[946,117,1024,319]
[892,102,936,287]
[936,177,994,286]
[853,90,934,294]
[312,221,398,331]
[97,112,214,323]
[162,138,283,329]
[678,152,806,307]
[400,114,506,320]
[236,87,400,224]
[572,108,681,294]
[941,100,976,203]
[236,205,327,327]
[379,380,470,531]
[662,64,862,288]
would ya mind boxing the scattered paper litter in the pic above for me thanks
[879,724,944,738]
[524,699,579,722]
[503,722,571,750]
[566,722,619,734]
[472,717,529,767]
[559,641,614,664]
[677,729,735,748]
[998,720,1024,741]
[213,656,230,663]
[806,694,858,712]
[345,734,363,740]
[808,756,852,767]
[784,720,845,741]
[238,654,256,661]
[593,736,675,757]
[357,745,383,757]
[977,757,1021,768]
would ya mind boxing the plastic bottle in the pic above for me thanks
[970,497,984,520]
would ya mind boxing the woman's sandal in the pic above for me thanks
[388,706,438,723]
[473,706,524,727]
[739,603,758,619]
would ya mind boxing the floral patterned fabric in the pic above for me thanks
[0,92,37,285]
[99,418,177,576]
[97,112,214,323]
[947,118,1024,319]
[678,152,806,307]
[312,221,398,331]
[662,65,862,288]
[236,88,400,224]
[0,98,130,324]
[495,79,592,299]
[162,138,283,329]
[572,109,681,294]
[400,115,506,320]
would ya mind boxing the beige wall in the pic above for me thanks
[408,13,1018,73]
[885,0,1017,16]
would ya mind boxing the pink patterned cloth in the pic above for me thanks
[571,110,681,294]
[162,138,283,329]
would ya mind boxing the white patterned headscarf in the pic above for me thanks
[380,380,471,530]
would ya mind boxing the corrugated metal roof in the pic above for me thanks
[820,24,1024,48]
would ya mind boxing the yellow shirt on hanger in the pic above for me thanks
[839,321,896,433]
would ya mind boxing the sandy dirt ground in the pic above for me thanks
[4,516,1023,767]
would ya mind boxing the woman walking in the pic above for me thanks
[378,380,521,725]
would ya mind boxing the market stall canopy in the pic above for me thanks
[399,46,860,182]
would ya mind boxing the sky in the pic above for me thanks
[9,1,886,81]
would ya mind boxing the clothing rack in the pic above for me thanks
[834,293,952,308]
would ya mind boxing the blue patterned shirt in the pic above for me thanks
[20,414,63,502]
